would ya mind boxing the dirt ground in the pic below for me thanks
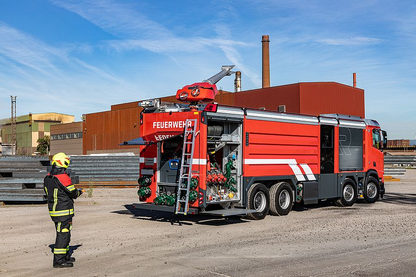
[1,170,416,277]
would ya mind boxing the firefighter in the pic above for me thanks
[44,152,83,268]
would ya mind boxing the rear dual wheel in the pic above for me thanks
[247,183,270,220]
[269,182,293,216]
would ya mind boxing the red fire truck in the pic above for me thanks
[125,66,387,219]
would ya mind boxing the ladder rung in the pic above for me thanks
[175,119,196,216]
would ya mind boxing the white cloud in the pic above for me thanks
[50,0,260,87]
[219,45,261,87]
[0,23,63,75]
[51,0,251,53]
[50,0,173,39]
[318,37,384,46]
[0,22,139,120]
[104,37,249,54]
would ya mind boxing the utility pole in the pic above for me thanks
[10,96,17,155]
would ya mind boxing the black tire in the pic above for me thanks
[246,183,270,220]
[364,176,380,204]
[269,182,293,216]
[335,178,357,207]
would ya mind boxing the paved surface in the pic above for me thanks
[1,170,416,277]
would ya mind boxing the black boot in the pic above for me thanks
[53,261,74,268]
[66,256,76,262]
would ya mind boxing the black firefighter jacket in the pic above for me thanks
[44,167,81,222]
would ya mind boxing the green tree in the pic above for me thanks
[37,136,50,155]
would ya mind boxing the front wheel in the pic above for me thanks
[246,183,270,220]
[364,176,380,203]
[269,182,293,216]
[335,179,356,207]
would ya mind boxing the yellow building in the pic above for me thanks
[0,113,74,155]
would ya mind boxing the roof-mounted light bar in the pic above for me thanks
[139,99,160,108]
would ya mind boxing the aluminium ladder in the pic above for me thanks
[175,119,197,215]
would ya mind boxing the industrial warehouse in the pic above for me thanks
[1,2,416,274]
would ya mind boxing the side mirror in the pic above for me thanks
[382,130,388,149]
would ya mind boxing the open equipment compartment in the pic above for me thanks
[156,134,183,202]
[205,112,243,207]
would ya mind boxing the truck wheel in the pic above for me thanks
[335,179,356,207]
[269,182,293,216]
[364,176,380,203]
[246,183,270,220]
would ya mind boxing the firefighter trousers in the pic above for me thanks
[53,218,72,264]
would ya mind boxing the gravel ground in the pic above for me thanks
[1,170,416,277]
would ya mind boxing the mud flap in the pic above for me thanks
[303,181,319,205]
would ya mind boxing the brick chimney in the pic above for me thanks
[262,35,270,88]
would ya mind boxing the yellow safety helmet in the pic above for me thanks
[52,152,70,168]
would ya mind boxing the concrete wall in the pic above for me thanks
[50,122,83,155]
[50,138,83,155]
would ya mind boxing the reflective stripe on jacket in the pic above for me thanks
[44,170,80,222]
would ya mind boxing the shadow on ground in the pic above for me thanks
[382,193,416,205]
[292,200,362,212]
[111,205,250,226]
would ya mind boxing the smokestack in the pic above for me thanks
[262,35,270,88]
[353,73,357,88]
[234,71,241,92]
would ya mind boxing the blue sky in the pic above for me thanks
[0,0,415,139]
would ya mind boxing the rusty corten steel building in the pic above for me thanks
[232,82,364,116]
[83,105,142,155]
[82,82,364,154]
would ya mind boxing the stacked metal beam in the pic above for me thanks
[0,156,49,202]
[68,155,140,187]
[384,155,416,176]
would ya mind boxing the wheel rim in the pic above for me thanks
[367,182,377,199]
[279,190,290,209]
[343,184,354,202]
[253,191,266,212]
